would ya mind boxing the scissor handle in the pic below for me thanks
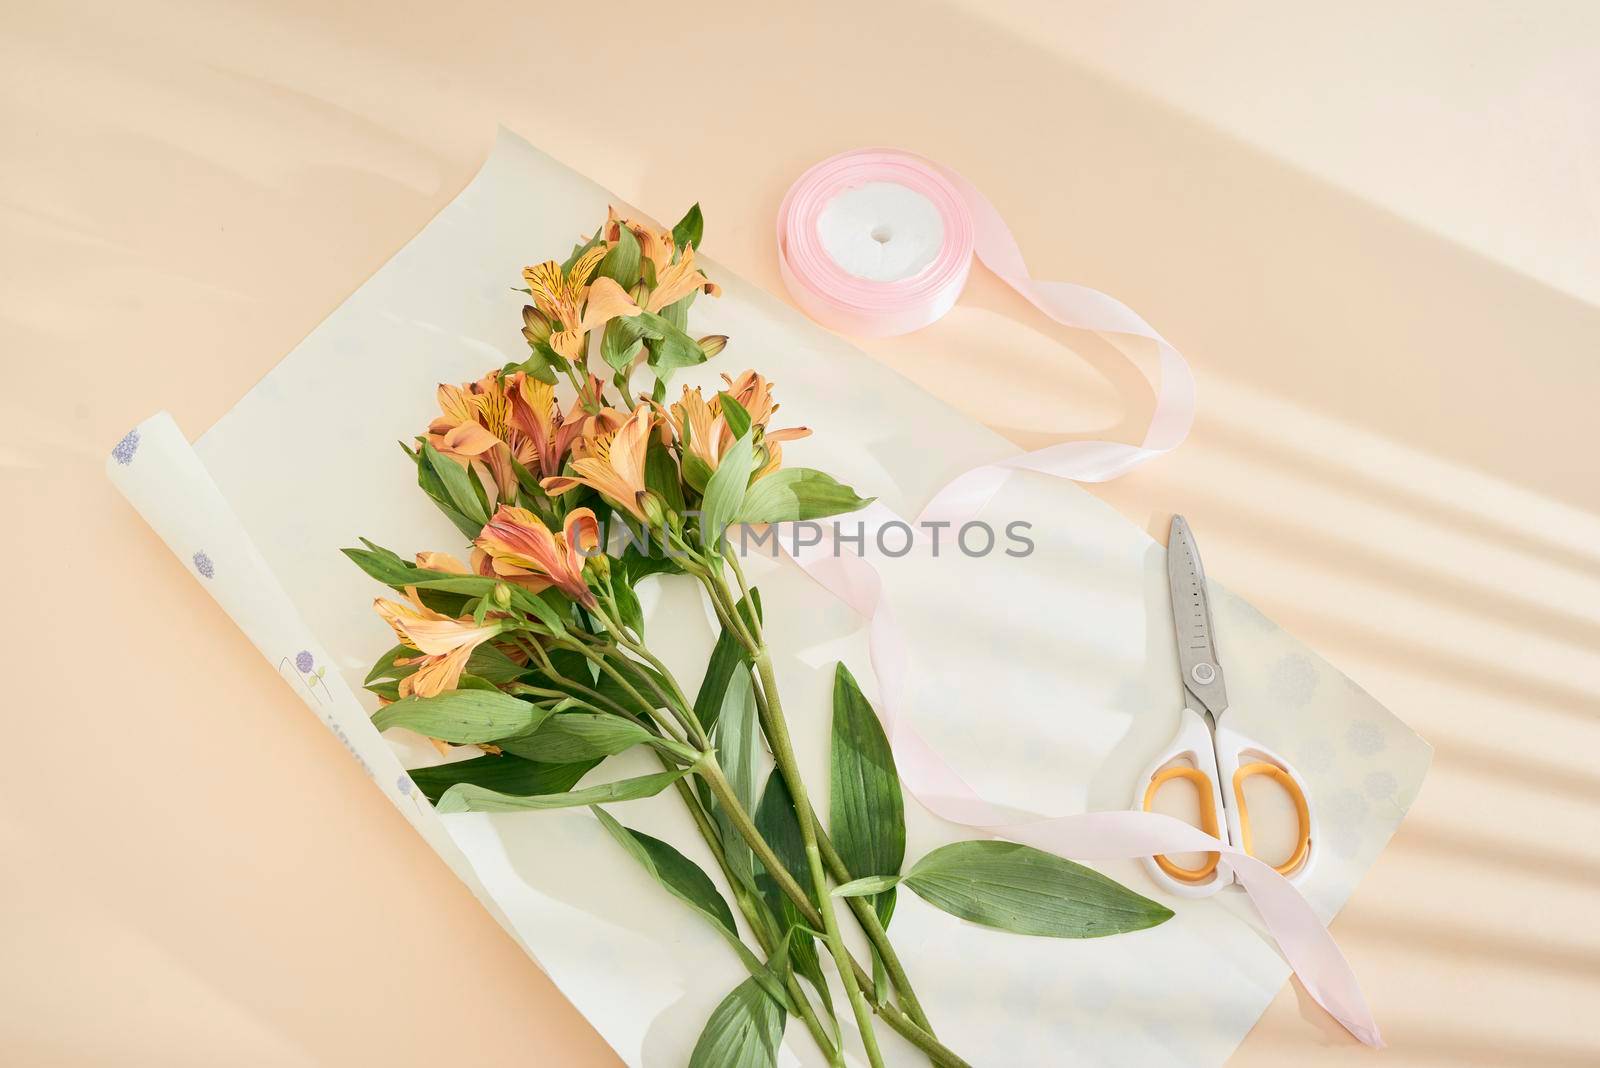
[1213,723,1317,883]
[1135,707,1231,898]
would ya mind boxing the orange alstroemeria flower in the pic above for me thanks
[668,370,811,479]
[669,385,726,471]
[524,245,641,363]
[540,405,656,522]
[474,505,601,607]
[606,207,676,277]
[603,206,722,310]
[428,376,504,462]
[645,241,719,312]
[724,369,811,477]
[426,372,543,505]
[374,594,504,700]
[507,373,588,479]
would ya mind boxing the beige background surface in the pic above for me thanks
[3,2,1598,1065]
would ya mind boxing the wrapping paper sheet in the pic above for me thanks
[107,130,1429,1067]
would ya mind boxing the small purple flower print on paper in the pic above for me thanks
[295,650,315,674]
[111,428,141,465]
[192,550,215,579]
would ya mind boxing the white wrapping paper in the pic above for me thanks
[107,129,1429,1067]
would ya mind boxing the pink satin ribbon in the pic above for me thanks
[775,149,1380,1046]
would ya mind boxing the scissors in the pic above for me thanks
[1134,516,1318,898]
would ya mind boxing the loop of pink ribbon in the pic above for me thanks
[775,148,1380,1046]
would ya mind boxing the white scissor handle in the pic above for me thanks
[1212,722,1317,886]
[1134,706,1232,898]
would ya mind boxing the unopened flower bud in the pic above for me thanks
[629,281,650,305]
[585,552,611,581]
[492,582,513,609]
[636,490,668,529]
[521,305,552,343]
[697,335,728,360]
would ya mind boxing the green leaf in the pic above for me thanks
[612,578,645,636]
[372,689,547,745]
[561,227,604,272]
[689,976,784,1068]
[436,766,690,813]
[601,315,648,376]
[415,452,484,539]
[700,431,756,554]
[465,643,529,685]
[714,672,762,813]
[591,806,737,936]
[597,221,640,287]
[903,840,1175,938]
[592,807,791,1010]
[364,642,416,685]
[421,442,488,528]
[753,769,829,1012]
[648,329,708,380]
[506,451,545,502]
[661,291,693,333]
[343,543,566,635]
[738,469,873,524]
[682,451,715,495]
[405,753,599,803]
[718,394,751,439]
[755,771,812,910]
[518,340,565,384]
[593,809,740,947]
[829,663,905,923]
[497,712,656,762]
[619,544,680,584]
[645,437,686,515]
[694,590,760,734]
[672,203,705,254]
[710,671,761,887]
[831,875,902,898]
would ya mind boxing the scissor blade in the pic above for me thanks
[1169,515,1228,716]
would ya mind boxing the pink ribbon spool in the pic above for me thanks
[774,148,1382,1047]
[778,149,974,336]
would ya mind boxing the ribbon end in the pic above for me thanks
[1348,1021,1385,1049]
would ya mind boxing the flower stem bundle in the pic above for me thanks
[348,206,1171,1067]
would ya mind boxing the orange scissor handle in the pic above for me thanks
[1231,762,1312,877]
[1143,765,1222,883]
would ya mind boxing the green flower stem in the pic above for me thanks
[814,826,935,1035]
[658,663,971,1066]
[530,623,843,1064]
[584,600,712,751]
[672,768,843,1068]
[696,756,821,929]
[877,1004,971,1068]
[708,557,942,1046]
[723,546,762,635]
[511,636,647,724]
[752,649,886,1068]
[555,635,691,746]
[571,551,968,1065]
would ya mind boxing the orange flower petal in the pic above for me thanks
[646,243,716,314]
[443,421,502,458]
[580,276,643,333]
[415,551,469,574]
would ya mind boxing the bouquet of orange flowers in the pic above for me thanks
[346,206,1170,1067]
